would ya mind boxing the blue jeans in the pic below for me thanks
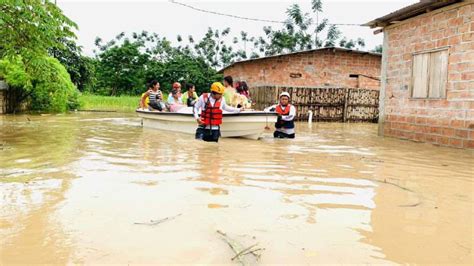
[195,126,220,142]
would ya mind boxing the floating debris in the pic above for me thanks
[217,230,264,266]
[134,213,182,226]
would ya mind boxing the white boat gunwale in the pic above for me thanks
[137,109,279,140]
[136,109,279,117]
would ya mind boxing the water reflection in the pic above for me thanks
[1,113,472,264]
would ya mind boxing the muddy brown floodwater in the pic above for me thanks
[0,113,472,264]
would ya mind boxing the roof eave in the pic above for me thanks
[219,47,381,73]
[364,0,463,29]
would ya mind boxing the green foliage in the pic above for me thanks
[311,0,323,12]
[372,44,383,53]
[254,1,365,56]
[49,39,95,92]
[79,94,141,112]
[90,31,222,96]
[0,55,80,112]
[157,54,222,95]
[193,27,234,68]
[0,0,81,113]
[95,38,150,95]
[0,0,77,58]
[85,0,373,93]
[0,56,32,89]
[325,25,342,47]
[28,56,79,112]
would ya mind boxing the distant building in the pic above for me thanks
[220,47,381,90]
[365,0,473,149]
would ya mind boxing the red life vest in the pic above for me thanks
[276,104,291,116]
[275,104,295,129]
[201,93,223,126]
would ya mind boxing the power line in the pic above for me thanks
[169,0,284,24]
[168,0,362,26]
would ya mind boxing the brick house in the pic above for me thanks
[366,0,473,149]
[220,47,382,90]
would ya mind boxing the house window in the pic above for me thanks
[411,49,449,99]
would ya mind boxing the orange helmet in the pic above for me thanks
[172,82,181,89]
[210,82,225,94]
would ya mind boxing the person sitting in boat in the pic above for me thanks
[236,81,250,100]
[230,81,251,109]
[181,83,198,107]
[230,91,251,109]
[194,82,242,142]
[167,82,183,105]
[223,76,237,105]
[140,80,165,111]
[264,92,296,139]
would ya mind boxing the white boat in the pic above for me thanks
[137,108,278,140]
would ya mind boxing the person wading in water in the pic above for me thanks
[194,82,242,142]
[265,92,296,139]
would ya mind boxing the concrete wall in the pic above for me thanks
[379,1,474,149]
[0,80,7,114]
[223,49,381,90]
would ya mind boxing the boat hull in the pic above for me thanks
[137,110,278,140]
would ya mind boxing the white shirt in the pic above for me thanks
[264,104,296,134]
[264,104,296,121]
[194,94,241,129]
[167,94,183,104]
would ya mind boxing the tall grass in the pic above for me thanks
[79,93,170,112]
[79,94,140,112]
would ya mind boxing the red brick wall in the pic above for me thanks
[381,2,474,149]
[223,49,381,90]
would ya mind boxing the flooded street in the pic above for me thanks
[1,113,472,264]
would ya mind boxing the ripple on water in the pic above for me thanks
[0,114,472,265]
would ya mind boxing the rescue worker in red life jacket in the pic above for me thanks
[194,82,243,142]
[265,92,296,139]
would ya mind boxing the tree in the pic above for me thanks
[91,31,222,96]
[193,27,234,69]
[0,55,79,112]
[0,0,77,58]
[372,45,383,53]
[50,39,95,92]
[243,0,365,57]
[0,0,81,112]
[95,38,150,95]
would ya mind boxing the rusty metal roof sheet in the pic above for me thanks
[364,0,463,28]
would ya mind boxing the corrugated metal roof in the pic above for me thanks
[364,0,463,28]
[218,47,381,73]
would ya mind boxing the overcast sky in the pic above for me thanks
[57,0,417,56]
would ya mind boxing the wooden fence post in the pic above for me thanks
[343,89,349,122]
